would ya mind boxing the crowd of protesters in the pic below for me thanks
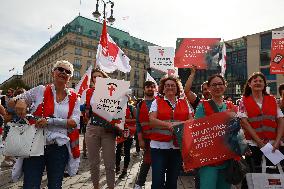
[1,60,284,189]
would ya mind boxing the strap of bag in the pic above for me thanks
[208,100,220,113]
[261,155,284,174]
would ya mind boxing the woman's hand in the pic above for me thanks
[14,99,27,118]
[35,118,48,128]
[272,140,280,152]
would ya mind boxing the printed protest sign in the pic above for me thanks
[149,46,175,73]
[174,112,239,171]
[175,38,221,69]
[92,78,130,130]
[270,31,284,74]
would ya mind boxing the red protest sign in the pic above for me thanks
[181,112,239,171]
[175,38,221,69]
[270,31,284,74]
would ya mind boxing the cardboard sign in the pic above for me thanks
[179,112,239,170]
[92,78,130,129]
[270,31,284,74]
[175,38,221,69]
[149,46,175,73]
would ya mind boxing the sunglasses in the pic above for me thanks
[56,67,71,75]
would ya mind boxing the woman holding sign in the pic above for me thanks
[149,76,193,189]
[82,68,116,189]
[238,72,284,188]
[195,74,237,189]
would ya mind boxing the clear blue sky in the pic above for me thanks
[0,0,283,83]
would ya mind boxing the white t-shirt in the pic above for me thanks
[149,96,192,149]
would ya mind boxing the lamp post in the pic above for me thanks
[92,0,115,24]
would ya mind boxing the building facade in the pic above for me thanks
[179,26,284,99]
[22,16,156,98]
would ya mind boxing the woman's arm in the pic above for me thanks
[149,111,172,129]
[240,118,265,148]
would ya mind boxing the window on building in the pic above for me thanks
[87,60,92,69]
[260,68,276,81]
[73,71,81,79]
[261,33,272,50]
[74,58,81,67]
[75,48,82,55]
[76,26,82,33]
[88,51,93,58]
[267,82,277,95]
[76,38,83,46]
[134,70,139,79]
[123,40,130,47]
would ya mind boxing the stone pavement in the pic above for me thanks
[0,135,195,189]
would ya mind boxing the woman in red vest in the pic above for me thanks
[238,72,284,187]
[13,60,81,188]
[195,74,237,189]
[82,68,116,189]
[149,76,193,189]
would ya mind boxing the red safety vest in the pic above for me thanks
[243,95,277,140]
[32,85,80,159]
[139,100,152,139]
[149,98,189,142]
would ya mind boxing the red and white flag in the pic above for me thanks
[75,65,92,96]
[146,72,158,96]
[96,20,131,73]
[219,42,226,77]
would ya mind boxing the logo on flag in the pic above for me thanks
[75,65,92,96]
[96,20,131,73]
[107,83,117,96]
[158,48,165,56]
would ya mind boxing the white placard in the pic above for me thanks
[149,46,175,73]
[92,78,130,129]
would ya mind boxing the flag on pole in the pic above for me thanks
[75,65,92,96]
[146,72,158,96]
[9,68,14,72]
[96,20,131,73]
[219,42,227,77]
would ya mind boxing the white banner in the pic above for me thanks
[92,78,130,129]
[149,46,175,73]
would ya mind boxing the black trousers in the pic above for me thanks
[116,137,133,169]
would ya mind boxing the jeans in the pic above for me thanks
[151,148,181,189]
[23,144,69,189]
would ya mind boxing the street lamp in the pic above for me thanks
[92,0,115,24]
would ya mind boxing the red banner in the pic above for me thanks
[175,38,221,69]
[181,112,239,171]
[270,31,284,74]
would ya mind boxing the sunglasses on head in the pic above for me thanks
[56,67,71,75]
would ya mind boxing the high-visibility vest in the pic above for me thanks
[138,100,152,139]
[149,98,189,142]
[32,85,80,159]
[243,95,277,140]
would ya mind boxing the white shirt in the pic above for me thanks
[149,96,192,149]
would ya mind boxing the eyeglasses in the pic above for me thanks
[164,84,176,88]
[56,67,71,75]
[210,83,224,87]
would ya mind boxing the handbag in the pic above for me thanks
[225,158,249,185]
[3,119,45,157]
[246,155,284,189]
